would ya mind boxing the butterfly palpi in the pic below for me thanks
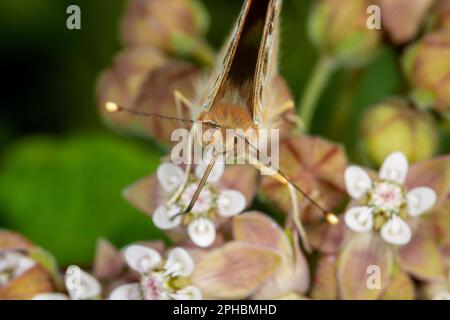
[105,0,338,249]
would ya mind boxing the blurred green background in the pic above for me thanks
[0,0,444,265]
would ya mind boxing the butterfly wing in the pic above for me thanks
[198,0,253,111]
[252,0,283,126]
[200,0,281,118]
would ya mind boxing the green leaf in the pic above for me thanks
[0,133,165,266]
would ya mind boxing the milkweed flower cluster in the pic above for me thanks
[63,0,450,301]
[344,152,436,245]
[109,245,201,300]
[33,266,101,300]
[152,162,246,247]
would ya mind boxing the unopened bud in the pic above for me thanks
[360,99,438,166]
[402,30,450,114]
[433,0,450,30]
[121,0,212,63]
[308,0,382,67]
[379,0,434,44]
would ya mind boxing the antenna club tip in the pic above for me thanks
[326,212,339,225]
[105,101,120,113]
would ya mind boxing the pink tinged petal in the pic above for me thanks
[379,152,408,184]
[32,293,70,300]
[109,283,142,300]
[0,230,35,251]
[152,205,182,230]
[164,248,194,277]
[157,163,184,193]
[93,238,124,280]
[337,233,393,300]
[124,245,162,274]
[380,216,412,245]
[310,255,338,300]
[172,286,202,300]
[187,218,216,248]
[195,162,224,183]
[344,206,374,233]
[406,187,437,216]
[254,231,310,299]
[65,266,101,300]
[217,190,246,217]
[307,220,347,254]
[345,166,372,198]
[232,212,309,299]
[380,269,415,300]
[122,175,160,216]
[397,228,446,281]
[191,242,281,299]
[405,155,450,208]
[231,212,291,254]
[0,264,54,300]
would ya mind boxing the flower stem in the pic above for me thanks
[298,56,334,132]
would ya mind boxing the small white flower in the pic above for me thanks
[152,162,246,247]
[109,245,201,300]
[343,152,436,245]
[33,266,101,300]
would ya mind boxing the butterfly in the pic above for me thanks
[105,0,338,249]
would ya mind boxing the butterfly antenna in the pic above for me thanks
[239,135,339,225]
[104,101,200,126]
[105,101,226,130]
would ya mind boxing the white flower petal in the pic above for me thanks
[380,216,412,245]
[406,187,436,216]
[157,163,184,192]
[195,162,225,183]
[187,218,216,248]
[124,245,162,274]
[152,205,182,230]
[164,248,194,277]
[217,190,246,217]
[344,166,372,198]
[344,206,374,233]
[172,286,202,300]
[33,293,70,300]
[65,266,101,300]
[379,152,408,184]
[109,283,142,300]
[0,252,35,281]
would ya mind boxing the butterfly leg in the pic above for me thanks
[174,90,194,129]
[171,149,220,220]
[167,124,196,205]
[166,91,198,204]
[250,159,312,253]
